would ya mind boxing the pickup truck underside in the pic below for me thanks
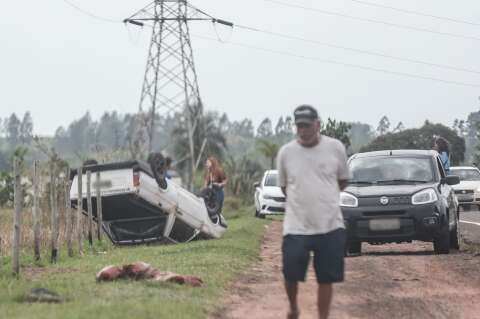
[70,156,226,245]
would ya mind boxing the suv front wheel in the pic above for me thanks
[449,212,460,250]
[346,240,362,256]
[433,222,450,254]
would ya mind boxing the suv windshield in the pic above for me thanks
[264,173,278,187]
[349,156,434,184]
[450,169,480,181]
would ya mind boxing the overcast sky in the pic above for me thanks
[1,0,480,135]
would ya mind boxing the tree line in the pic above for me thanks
[0,108,474,203]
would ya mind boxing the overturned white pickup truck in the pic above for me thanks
[70,157,227,245]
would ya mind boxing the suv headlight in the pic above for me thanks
[340,192,358,207]
[412,188,438,205]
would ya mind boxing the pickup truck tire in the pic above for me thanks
[199,187,222,217]
[147,153,168,189]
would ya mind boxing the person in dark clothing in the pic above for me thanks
[434,136,451,174]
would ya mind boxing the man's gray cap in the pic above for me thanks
[294,105,319,124]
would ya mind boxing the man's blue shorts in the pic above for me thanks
[282,228,346,283]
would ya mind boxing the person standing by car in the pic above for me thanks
[434,136,451,174]
[204,156,228,212]
[277,105,349,319]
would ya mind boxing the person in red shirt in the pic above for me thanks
[204,156,228,211]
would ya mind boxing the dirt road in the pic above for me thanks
[214,220,480,319]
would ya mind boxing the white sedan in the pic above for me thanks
[254,170,286,218]
[450,166,480,210]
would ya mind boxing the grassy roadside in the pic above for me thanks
[0,206,269,319]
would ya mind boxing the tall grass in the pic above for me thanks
[0,203,97,259]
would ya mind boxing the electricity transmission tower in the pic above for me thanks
[125,0,231,188]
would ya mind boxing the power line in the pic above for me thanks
[193,34,480,88]
[351,0,480,27]
[263,0,480,42]
[61,0,120,23]
[233,24,480,75]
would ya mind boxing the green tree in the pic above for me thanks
[393,121,405,133]
[348,122,375,153]
[224,155,264,200]
[454,109,480,164]
[20,111,33,145]
[256,139,280,169]
[321,118,352,148]
[171,107,227,186]
[362,122,466,165]
[0,171,13,207]
[376,115,391,136]
[256,118,273,138]
[275,116,294,143]
[6,113,21,148]
[97,111,125,150]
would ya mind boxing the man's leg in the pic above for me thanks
[312,229,346,319]
[284,281,299,318]
[317,283,333,319]
[282,235,309,319]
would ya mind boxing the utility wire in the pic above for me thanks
[263,0,480,42]
[193,33,480,88]
[61,0,120,23]
[233,24,480,75]
[351,0,480,27]
[62,0,480,86]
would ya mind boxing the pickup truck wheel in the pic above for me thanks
[433,223,450,254]
[199,188,222,218]
[147,153,168,189]
[346,241,361,256]
[258,213,266,219]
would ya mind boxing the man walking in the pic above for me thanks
[277,105,349,319]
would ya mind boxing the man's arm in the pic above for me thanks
[277,146,287,197]
[337,141,350,192]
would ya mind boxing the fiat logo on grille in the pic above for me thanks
[380,196,389,205]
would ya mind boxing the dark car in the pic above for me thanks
[341,150,460,255]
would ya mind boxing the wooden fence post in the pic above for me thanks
[12,157,23,276]
[95,171,103,241]
[32,160,41,261]
[86,171,93,247]
[50,161,59,264]
[65,168,74,257]
[77,166,83,254]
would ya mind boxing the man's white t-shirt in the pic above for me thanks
[277,136,349,236]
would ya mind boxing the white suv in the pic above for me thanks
[450,166,480,210]
[254,170,286,218]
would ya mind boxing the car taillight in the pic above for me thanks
[133,172,140,187]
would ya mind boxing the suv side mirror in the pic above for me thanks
[443,175,460,186]
[253,181,260,188]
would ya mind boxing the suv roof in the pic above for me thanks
[351,149,438,160]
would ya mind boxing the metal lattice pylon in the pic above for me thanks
[125,0,211,153]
